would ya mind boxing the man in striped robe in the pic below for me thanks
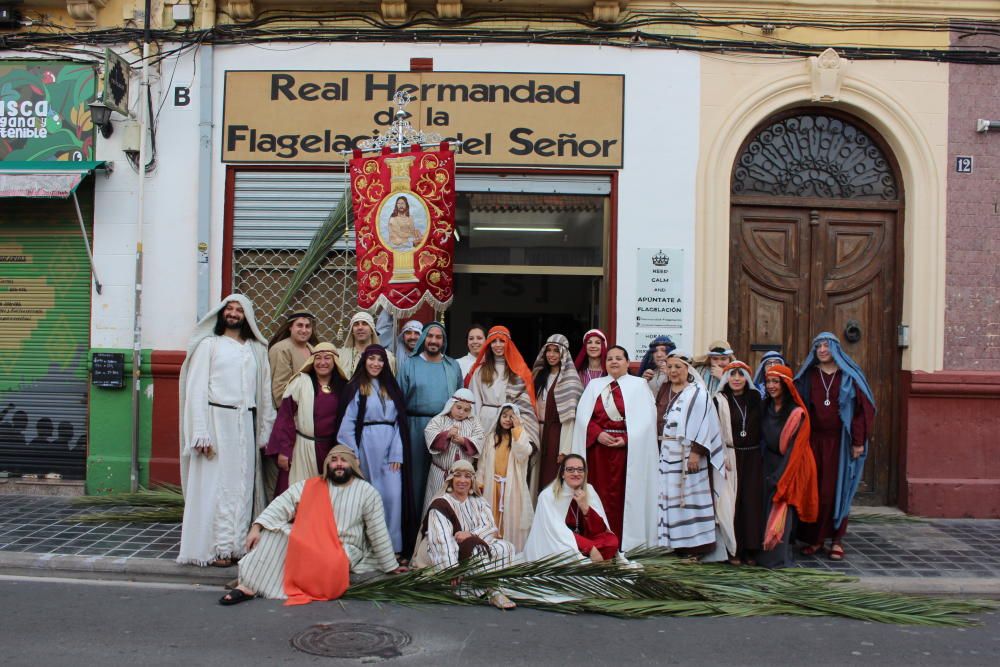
[220,446,403,604]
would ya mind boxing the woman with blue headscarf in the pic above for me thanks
[753,351,786,398]
[794,333,875,561]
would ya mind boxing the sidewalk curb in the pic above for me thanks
[3,551,1000,599]
[855,576,1000,598]
[0,552,234,586]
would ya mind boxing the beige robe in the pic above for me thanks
[477,425,534,551]
[268,338,313,408]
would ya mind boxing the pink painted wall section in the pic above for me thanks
[899,371,1000,518]
[945,28,1000,370]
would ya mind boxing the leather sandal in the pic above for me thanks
[800,543,824,556]
[828,544,845,561]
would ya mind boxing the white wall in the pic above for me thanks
[90,45,201,350]
[90,43,700,352]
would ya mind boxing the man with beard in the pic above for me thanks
[178,295,276,567]
[396,322,463,516]
[337,312,396,377]
[220,446,404,605]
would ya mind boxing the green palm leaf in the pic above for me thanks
[343,549,995,626]
[272,190,352,320]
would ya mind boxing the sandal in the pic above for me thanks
[800,543,824,557]
[211,558,235,568]
[828,544,845,561]
[488,591,516,610]
[219,588,254,606]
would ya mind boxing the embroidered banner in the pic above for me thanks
[350,144,456,317]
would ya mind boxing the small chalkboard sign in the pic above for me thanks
[92,352,125,389]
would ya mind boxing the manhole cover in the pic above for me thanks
[291,622,412,659]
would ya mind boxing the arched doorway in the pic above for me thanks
[728,109,902,505]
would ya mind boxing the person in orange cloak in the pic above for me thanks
[757,365,819,569]
[220,445,406,606]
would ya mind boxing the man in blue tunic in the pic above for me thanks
[396,322,463,513]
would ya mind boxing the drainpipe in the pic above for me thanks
[129,0,152,492]
[197,0,216,317]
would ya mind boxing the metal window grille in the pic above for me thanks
[230,171,356,342]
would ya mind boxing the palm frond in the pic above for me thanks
[71,483,184,523]
[343,549,995,626]
[273,190,352,319]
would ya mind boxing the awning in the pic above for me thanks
[0,161,108,199]
[0,160,108,294]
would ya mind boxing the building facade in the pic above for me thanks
[0,1,997,516]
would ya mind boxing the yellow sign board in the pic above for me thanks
[222,71,624,168]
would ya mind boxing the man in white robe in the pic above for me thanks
[178,294,276,567]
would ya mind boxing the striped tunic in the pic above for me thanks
[425,494,517,571]
[657,384,726,551]
[237,477,398,599]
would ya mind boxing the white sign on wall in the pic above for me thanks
[633,247,685,358]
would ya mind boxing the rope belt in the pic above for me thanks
[363,420,396,426]
[658,435,679,442]
[734,445,759,452]
[209,401,257,413]
[493,474,508,512]
[605,428,627,435]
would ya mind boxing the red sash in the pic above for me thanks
[283,477,350,605]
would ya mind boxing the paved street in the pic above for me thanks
[1,576,998,667]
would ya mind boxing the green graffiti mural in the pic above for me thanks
[0,60,97,162]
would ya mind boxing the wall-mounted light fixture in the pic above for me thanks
[976,119,1000,133]
[88,98,114,138]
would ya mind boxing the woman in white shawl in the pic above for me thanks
[523,454,619,563]
[476,403,534,551]
[422,387,485,514]
[570,345,659,552]
[656,352,729,560]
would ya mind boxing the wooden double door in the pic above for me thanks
[728,203,900,504]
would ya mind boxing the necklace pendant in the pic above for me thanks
[824,399,831,406]
[740,430,747,438]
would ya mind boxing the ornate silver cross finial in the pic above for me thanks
[357,90,444,154]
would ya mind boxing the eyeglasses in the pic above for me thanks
[563,467,585,473]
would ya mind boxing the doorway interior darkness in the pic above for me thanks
[728,109,903,505]
[445,187,609,361]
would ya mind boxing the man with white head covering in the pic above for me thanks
[178,294,277,567]
[219,446,405,606]
[337,311,396,377]
[397,321,463,513]
[393,319,424,371]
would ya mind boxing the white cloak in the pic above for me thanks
[523,483,609,562]
[570,374,659,552]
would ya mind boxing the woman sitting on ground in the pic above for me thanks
[523,454,619,563]
[417,459,519,610]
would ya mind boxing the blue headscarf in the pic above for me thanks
[794,332,876,529]
[638,335,676,375]
[753,350,786,398]
[411,321,449,357]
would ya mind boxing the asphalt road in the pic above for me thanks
[1,576,997,666]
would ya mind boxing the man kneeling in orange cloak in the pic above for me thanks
[220,445,406,606]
